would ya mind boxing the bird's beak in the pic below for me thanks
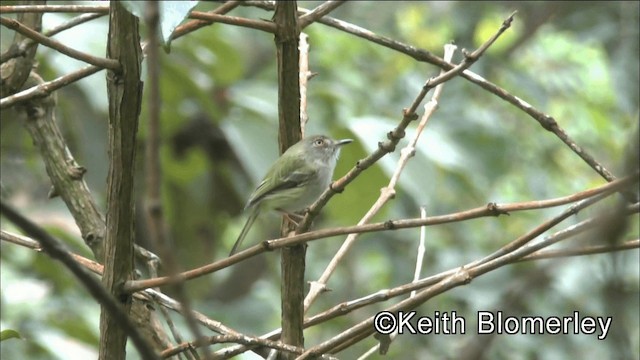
[336,139,353,146]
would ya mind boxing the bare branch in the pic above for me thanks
[298,200,637,356]
[1,1,241,110]
[466,190,613,268]
[0,202,157,360]
[298,0,346,29]
[302,202,639,331]
[0,64,102,109]
[298,32,310,137]
[463,10,517,61]
[1,230,104,274]
[1,12,105,64]
[189,10,276,33]
[242,2,623,191]
[122,171,638,294]
[303,42,458,314]
[161,335,336,360]
[0,0,43,99]
[298,269,472,358]
[0,4,108,13]
[0,230,272,359]
[171,1,242,41]
[298,12,515,315]
[0,16,119,70]
[43,11,105,35]
[295,12,516,236]
[521,240,640,261]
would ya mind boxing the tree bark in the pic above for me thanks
[273,2,305,359]
[99,1,144,359]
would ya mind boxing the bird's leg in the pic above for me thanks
[276,209,304,226]
[286,212,305,224]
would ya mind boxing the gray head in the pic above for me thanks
[300,135,353,165]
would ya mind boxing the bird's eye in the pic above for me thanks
[314,138,324,146]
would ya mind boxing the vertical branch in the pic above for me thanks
[274,1,302,150]
[144,3,162,238]
[273,2,304,359]
[298,32,310,138]
[100,1,144,359]
[143,3,209,359]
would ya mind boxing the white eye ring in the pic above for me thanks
[314,138,324,146]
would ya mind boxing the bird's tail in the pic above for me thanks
[229,207,259,256]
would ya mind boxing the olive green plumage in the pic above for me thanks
[230,135,352,255]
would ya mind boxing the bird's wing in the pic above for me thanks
[246,154,317,208]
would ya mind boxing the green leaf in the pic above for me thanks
[121,1,199,47]
[0,329,22,341]
[159,1,199,49]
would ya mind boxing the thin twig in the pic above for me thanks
[298,0,346,29]
[0,2,42,99]
[0,202,158,360]
[6,220,634,359]
[224,216,638,359]
[466,190,612,269]
[243,1,621,193]
[299,32,310,137]
[1,1,241,109]
[0,230,104,274]
[301,202,639,331]
[295,13,516,237]
[298,199,636,356]
[0,16,119,70]
[0,230,279,359]
[143,0,164,271]
[122,171,638,294]
[521,240,639,260]
[171,1,242,41]
[360,205,430,358]
[412,206,428,297]
[162,335,337,360]
[307,8,622,191]
[297,269,472,359]
[1,12,104,64]
[303,41,446,355]
[188,11,276,33]
[0,64,102,109]
[43,12,104,35]
[0,4,109,13]
[301,12,512,313]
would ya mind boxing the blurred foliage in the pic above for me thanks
[1,1,638,359]
[0,328,22,341]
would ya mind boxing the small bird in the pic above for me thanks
[230,135,353,255]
